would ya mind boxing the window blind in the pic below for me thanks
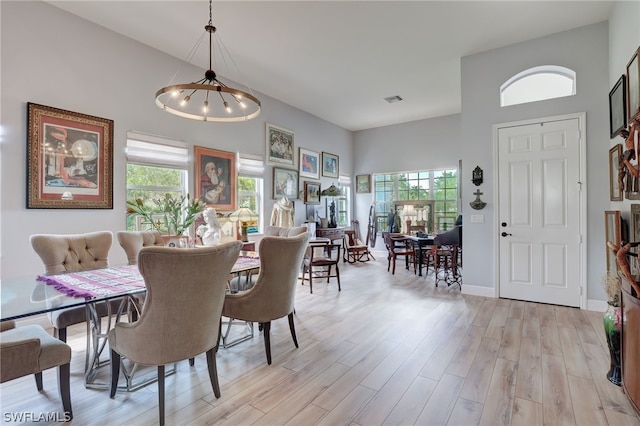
[126,131,188,169]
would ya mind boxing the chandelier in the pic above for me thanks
[155,0,261,122]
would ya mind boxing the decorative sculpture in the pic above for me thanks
[197,207,222,246]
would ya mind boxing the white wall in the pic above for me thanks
[0,1,352,278]
[609,1,640,219]
[352,114,462,229]
[460,22,611,301]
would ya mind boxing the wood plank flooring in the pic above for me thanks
[2,251,639,425]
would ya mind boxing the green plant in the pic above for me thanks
[127,193,204,236]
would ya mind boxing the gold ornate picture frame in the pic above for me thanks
[27,103,113,209]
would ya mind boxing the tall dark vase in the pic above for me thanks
[604,304,622,386]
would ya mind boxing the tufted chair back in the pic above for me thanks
[30,231,112,275]
[116,230,165,265]
[263,225,308,237]
[30,231,114,342]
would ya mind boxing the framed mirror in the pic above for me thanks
[392,200,435,235]
[605,210,628,273]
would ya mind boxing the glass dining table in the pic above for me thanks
[0,250,261,391]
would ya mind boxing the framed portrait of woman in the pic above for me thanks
[194,146,236,211]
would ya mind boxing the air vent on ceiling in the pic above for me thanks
[384,95,403,103]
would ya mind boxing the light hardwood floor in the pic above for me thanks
[2,251,639,425]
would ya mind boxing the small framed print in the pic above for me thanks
[321,152,339,178]
[609,75,627,138]
[266,123,295,166]
[303,181,321,205]
[627,47,640,123]
[356,174,371,193]
[610,144,623,201]
[273,167,299,199]
[27,103,113,209]
[194,146,236,211]
[299,148,320,179]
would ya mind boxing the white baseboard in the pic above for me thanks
[461,284,495,298]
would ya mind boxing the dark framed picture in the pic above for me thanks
[356,174,371,193]
[299,148,320,179]
[303,181,321,205]
[273,167,298,199]
[627,47,640,123]
[605,210,626,273]
[631,204,640,275]
[27,103,113,209]
[322,152,339,178]
[266,123,295,166]
[609,75,627,138]
[194,146,236,211]
[610,144,623,201]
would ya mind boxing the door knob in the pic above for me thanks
[501,232,512,237]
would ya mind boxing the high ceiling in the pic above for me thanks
[46,1,614,131]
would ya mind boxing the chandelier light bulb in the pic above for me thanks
[203,100,209,113]
[224,101,231,113]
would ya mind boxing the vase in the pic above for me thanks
[161,235,187,248]
[603,304,622,386]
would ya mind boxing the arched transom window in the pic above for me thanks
[500,65,576,107]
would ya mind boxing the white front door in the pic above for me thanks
[497,117,583,307]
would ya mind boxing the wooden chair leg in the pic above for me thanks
[110,350,121,398]
[392,256,396,274]
[205,348,221,398]
[189,358,195,366]
[262,321,272,365]
[34,372,43,390]
[58,363,72,420]
[308,266,313,294]
[158,365,165,426]
[288,313,299,348]
[336,266,341,291]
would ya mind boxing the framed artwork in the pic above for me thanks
[266,123,295,166]
[605,210,627,273]
[322,152,339,178]
[609,75,627,138]
[27,103,113,209]
[356,174,371,193]
[627,47,640,123]
[273,167,299,199]
[299,148,320,179]
[631,204,640,275]
[610,144,623,201]
[303,181,321,205]
[194,146,236,211]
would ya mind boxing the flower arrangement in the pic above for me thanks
[602,272,622,307]
[127,193,204,236]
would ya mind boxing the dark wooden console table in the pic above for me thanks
[316,227,345,243]
[621,277,640,416]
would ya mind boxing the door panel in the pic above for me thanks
[498,118,581,307]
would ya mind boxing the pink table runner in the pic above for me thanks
[37,256,260,299]
[37,265,144,299]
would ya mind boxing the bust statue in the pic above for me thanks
[197,207,222,246]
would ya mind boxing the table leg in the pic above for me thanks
[417,244,424,276]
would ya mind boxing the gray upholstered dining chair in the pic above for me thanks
[109,241,243,426]
[222,232,310,365]
[30,231,117,342]
[263,225,309,237]
[0,320,73,420]
[116,230,165,265]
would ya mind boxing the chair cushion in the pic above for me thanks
[0,325,71,382]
